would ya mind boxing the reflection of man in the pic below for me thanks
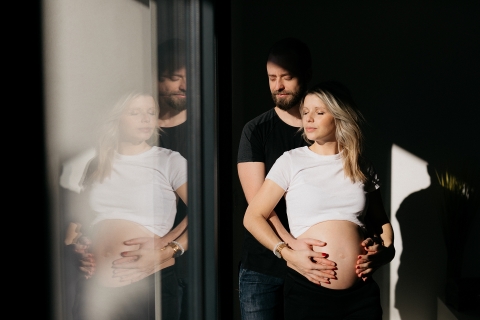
[155,38,190,320]
[102,39,188,319]
[107,38,189,320]
[157,38,187,157]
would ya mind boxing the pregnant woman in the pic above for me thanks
[243,82,394,319]
[71,92,187,320]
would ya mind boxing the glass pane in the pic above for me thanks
[43,0,190,319]
[155,1,190,320]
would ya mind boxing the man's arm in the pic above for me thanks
[238,162,336,283]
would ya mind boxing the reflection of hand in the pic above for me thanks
[111,237,173,283]
[70,236,95,279]
[356,237,395,281]
[283,245,337,285]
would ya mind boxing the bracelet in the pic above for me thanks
[161,241,185,258]
[170,241,185,257]
[273,241,285,259]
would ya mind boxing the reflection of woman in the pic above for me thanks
[244,82,394,319]
[72,93,187,320]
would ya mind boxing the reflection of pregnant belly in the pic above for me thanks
[295,220,366,290]
[89,219,174,287]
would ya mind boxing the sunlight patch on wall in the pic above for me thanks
[389,144,430,320]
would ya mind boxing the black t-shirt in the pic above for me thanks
[159,121,188,280]
[159,121,188,158]
[237,108,307,278]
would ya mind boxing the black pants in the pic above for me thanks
[284,268,382,320]
[73,265,179,320]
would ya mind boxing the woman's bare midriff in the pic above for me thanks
[88,219,174,287]
[294,220,366,290]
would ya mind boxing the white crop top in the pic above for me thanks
[266,146,380,238]
[89,146,187,237]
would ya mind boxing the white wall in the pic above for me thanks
[42,1,155,318]
[43,0,155,163]
[390,144,448,320]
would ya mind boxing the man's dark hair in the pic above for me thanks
[157,38,186,78]
[267,37,312,82]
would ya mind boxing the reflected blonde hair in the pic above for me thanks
[88,92,160,183]
[300,82,366,183]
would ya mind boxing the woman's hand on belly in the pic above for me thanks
[297,220,366,289]
[89,219,173,287]
[282,239,337,285]
[111,237,175,283]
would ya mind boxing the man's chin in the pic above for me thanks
[163,97,186,111]
[275,99,296,111]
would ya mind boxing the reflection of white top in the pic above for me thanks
[89,146,187,237]
[266,146,380,238]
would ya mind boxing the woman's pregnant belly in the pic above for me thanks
[88,219,174,287]
[295,220,366,290]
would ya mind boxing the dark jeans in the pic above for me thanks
[72,265,180,320]
[284,268,383,320]
[178,277,188,320]
[238,264,284,320]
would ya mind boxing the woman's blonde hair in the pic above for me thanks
[300,81,366,183]
[88,92,161,184]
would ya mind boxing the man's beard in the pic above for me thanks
[271,89,303,111]
[162,93,186,111]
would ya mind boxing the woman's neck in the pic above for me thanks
[117,141,152,155]
[309,141,339,155]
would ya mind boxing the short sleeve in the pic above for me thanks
[265,153,291,191]
[361,158,381,192]
[167,152,188,190]
[237,121,265,163]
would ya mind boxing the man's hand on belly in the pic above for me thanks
[69,235,96,279]
[356,237,395,281]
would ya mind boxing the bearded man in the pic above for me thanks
[237,37,327,320]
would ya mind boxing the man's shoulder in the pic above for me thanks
[242,108,277,131]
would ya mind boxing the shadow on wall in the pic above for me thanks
[394,162,480,319]
[394,165,447,319]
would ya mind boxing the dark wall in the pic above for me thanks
[19,0,51,319]
[230,1,480,319]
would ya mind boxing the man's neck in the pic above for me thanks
[274,105,302,128]
[158,106,187,128]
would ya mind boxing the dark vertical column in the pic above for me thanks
[214,0,233,318]
[186,0,218,319]
[186,0,204,318]
[201,1,217,320]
